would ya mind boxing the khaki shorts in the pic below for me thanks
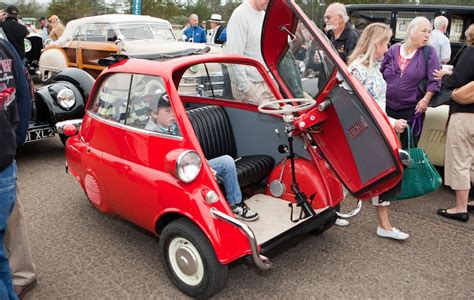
[444,113,474,190]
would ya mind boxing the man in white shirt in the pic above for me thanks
[431,16,451,64]
[208,14,226,45]
[225,0,274,104]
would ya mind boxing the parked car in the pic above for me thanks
[345,4,474,166]
[38,14,222,97]
[59,0,409,297]
[25,33,43,80]
[27,68,94,144]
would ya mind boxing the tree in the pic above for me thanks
[47,0,115,23]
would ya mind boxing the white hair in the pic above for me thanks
[433,16,448,30]
[328,2,349,23]
[405,16,431,46]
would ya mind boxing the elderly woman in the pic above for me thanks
[381,17,440,148]
[434,24,474,222]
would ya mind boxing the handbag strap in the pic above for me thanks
[406,124,414,150]
[410,113,423,137]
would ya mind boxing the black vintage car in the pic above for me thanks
[346,4,474,65]
[27,68,94,144]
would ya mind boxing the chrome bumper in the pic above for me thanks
[55,119,83,134]
[336,199,363,219]
[210,208,272,270]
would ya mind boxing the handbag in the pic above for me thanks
[452,81,474,105]
[417,46,452,107]
[395,126,442,200]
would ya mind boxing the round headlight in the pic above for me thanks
[176,150,202,183]
[56,88,76,109]
[24,39,32,53]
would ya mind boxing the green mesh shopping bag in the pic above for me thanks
[395,126,442,200]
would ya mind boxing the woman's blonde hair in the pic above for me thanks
[465,24,474,46]
[348,22,392,68]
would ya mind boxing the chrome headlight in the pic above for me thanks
[176,150,202,183]
[24,39,32,53]
[56,88,76,109]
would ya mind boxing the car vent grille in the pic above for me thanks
[85,174,102,206]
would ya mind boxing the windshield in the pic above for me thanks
[276,20,336,99]
[118,23,176,42]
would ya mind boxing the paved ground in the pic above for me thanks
[16,138,473,299]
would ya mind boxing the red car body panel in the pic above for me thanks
[64,0,404,266]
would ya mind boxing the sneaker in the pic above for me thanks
[335,218,350,227]
[232,202,259,222]
[376,227,409,240]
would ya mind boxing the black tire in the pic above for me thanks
[59,134,68,146]
[159,218,228,299]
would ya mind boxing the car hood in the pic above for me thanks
[121,40,220,55]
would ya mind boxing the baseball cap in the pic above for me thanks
[39,16,46,21]
[6,5,19,15]
[149,93,171,112]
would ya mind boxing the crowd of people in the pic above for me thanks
[0,1,472,298]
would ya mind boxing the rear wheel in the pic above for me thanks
[159,218,228,299]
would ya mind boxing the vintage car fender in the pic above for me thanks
[39,47,68,82]
[35,68,94,123]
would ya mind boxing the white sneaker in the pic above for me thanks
[335,218,350,227]
[376,227,409,240]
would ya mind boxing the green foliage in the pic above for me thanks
[47,0,116,23]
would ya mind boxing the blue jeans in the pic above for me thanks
[209,155,242,206]
[0,161,18,300]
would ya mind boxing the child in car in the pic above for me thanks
[145,95,259,221]
[145,93,179,135]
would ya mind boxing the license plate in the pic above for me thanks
[25,127,55,143]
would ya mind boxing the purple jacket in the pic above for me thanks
[381,43,440,110]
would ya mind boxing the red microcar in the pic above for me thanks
[60,0,409,298]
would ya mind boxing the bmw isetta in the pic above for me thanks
[60,0,409,298]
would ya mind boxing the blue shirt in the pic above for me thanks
[183,26,207,43]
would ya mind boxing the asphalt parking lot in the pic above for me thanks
[16,138,473,299]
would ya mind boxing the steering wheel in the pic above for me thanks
[258,98,316,115]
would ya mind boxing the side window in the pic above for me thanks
[128,75,181,136]
[349,10,392,35]
[73,26,86,41]
[89,73,131,124]
[84,23,108,42]
[449,15,467,43]
[396,11,435,40]
[177,62,275,105]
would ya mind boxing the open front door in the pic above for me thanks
[260,0,403,198]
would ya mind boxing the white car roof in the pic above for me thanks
[59,14,171,43]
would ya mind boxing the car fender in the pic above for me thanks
[46,67,95,101]
[39,47,68,82]
[35,80,86,123]
[153,186,252,265]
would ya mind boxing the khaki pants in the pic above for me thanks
[444,113,474,190]
[231,82,274,105]
[5,192,37,286]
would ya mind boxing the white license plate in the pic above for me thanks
[25,127,55,142]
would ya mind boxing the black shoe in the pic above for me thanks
[437,209,469,222]
[467,205,474,213]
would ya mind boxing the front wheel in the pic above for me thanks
[159,218,228,299]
